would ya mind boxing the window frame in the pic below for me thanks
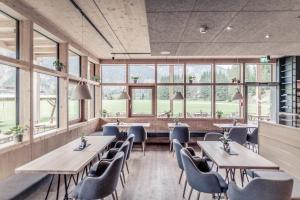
[68,50,81,77]
[68,81,81,124]
[129,86,155,117]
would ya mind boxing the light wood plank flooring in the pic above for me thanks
[24,144,240,200]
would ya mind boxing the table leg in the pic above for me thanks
[56,174,60,200]
[64,174,69,200]
[45,174,54,200]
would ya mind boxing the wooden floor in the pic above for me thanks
[24,144,237,200]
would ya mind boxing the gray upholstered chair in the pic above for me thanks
[170,126,190,151]
[246,128,258,152]
[114,134,135,174]
[91,141,130,188]
[73,152,125,200]
[181,148,228,200]
[228,178,293,200]
[103,126,122,140]
[229,127,247,145]
[128,126,147,156]
[204,132,223,141]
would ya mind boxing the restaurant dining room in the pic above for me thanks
[0,0,300,200]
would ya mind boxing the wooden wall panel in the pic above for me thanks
[259,121,300,179]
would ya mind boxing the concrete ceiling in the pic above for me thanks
[16,0,300,59]
[146,0,300,58]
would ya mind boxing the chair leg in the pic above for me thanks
[170,141,172,152]
[224,192,228,200]
[112,192,116,200]
[185,142,188,148]
[122,170,126,182]
[197,192,201,200]
[178,170,183,184]
[183,179,187,198]
[188,188,193,200]
[142,142,145,156]
[115,190,119,200]
[120,175,124,188]
[125,161,130,174]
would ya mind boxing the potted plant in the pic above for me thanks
[80,133,87,149]
[131,76,139,83]
[216,110,223,119]
[174,118,179,125]
[165,110,171,118]
[220,132,231,152]
[8,125,26,143]
[102,109,108,118]
[92,75,100,82]
[188,75,196,83]
[53,60,65,72]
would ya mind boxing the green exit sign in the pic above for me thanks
[260,56,270,63]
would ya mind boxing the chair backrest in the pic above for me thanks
[173,139,184,170]
[204,132,223,141]
[118,141,130,169]
[228,178,293,200]
[171,126,190,143]
[180,148,223,194]
[126,134,135,160]
[77,152,125,199]
[128,126,146,142]
[229,127,247,145]
[247,128,258,144]
[103,126,121,138]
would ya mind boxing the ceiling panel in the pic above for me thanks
[146,0,196,12]
[150,42,179,56]
[242,0,300,11]
[193,0,248,11]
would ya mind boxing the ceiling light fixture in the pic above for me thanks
[160,51,170,55]
[265,34,271,39]
[199,25,208,34]
[226,26,233,31]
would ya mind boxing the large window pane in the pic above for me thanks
[68,82,81,121]
[87,62,96,80]
[186,86,211,118]
[129,64,155,83]
[0,11,17,58]
[0,64,16,143]
[102,64,126,83]
[157,64,184,83]
[245,64,272,82]
[131,88,153,116]
[215,86,240,118]
[157,86,184,118]
[69,50,81,77]
[33,31,58,70]
[247,86,277,123]
[102,86,126,117]
[33,73,58,134]
[216,64,240,83]
[186,64,211,83]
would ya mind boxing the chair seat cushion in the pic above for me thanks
[213,172,228,192]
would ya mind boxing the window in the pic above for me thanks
[186,86,212,118]
[87,62,95,80]
[247,86,277,123]
[186,64,211,83]
[102,64,126,83]
[0,11,18,58]
[157,64,184,83]
[102,86,127,117]
[215,85,241,118]
[130,87,154,116]
[129,64,155,83]
[33,31,58,70]
[0,64,17,143]
[216,64,240,83]
[89,85,95,119]
[245,64,273,82]
[68,82,81,121]
[33,73,58,134]
[157,85,184,118]
[68,50,81,77]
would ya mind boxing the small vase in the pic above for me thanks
[223,143,230,152]
[14,134,23,143]
[134,79,138,83]
[217,115,221,119]
[189,80,193,84]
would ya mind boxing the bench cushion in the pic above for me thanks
[253,170,300,200]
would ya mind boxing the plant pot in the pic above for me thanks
[14,134,23,143]
[217,115,221,119]
[223,143,230,152]
[189,80,193,84]
[133,79,138,83]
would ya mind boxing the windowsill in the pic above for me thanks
[0,140,30,154]
[33,128,68,142]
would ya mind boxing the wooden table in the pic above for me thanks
[197,141,279,185]
[103,122,151,128]
[15,136,115,200]
[213,123,258,132]
[168,123,190,129]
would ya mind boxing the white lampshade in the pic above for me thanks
[119,91,130,100]
[232,89,243,101]
[171,91,184,100]
[73,82,92,100]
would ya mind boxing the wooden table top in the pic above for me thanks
[197,141,279,170]
[103,122,151,128]
[168,123,190,128]
[213,123,258,129]
[15,136,115,174]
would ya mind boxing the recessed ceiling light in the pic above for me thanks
[226,26,233,31]
[160,51,170,55]
[199,25,208,34]
[265,34,271,39]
